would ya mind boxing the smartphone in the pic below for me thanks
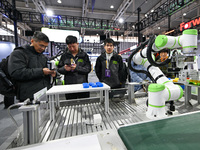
[65,59,71,66]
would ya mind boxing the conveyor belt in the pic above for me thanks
[118,111,200,150]
[38,100,148,143]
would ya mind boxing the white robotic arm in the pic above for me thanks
[152,29,197,54]
[130,29,198,119]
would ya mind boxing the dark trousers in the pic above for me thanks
[65,92,89,100]
[109,89,126,98]
[4,96,14,108]
[109,84,126,99]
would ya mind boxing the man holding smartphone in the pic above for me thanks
[57,35,91,100]
[8,31,56,102]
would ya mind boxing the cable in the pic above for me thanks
[48,48,66,61]
[7,103,24,139]
[146,36,172,67]
[6,100,48,140]
[128,39,155,82]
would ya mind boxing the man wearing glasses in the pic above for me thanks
[8,31,56,102]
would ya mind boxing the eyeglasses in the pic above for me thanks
[36,42,48,49]
[38,44,48,49]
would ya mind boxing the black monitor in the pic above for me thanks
[100,35,106,41]
[25,30,34,36]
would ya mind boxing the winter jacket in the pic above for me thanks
[8,45,51,101]
[57,48,91,84]
[95,51,123,88]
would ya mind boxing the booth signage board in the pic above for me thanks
[180,16,200,31]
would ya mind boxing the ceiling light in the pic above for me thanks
[158,27,160,29]
[183,13,186,16]
[118,18,124,23]
[57,0,62,3]
[110,5,114,9]
[151,9,154,13]
[46,10,54,17]
[145,14,148,17]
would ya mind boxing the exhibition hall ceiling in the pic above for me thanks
[10,0,200,36]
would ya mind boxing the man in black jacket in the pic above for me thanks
[57,35,91,100]
[8,31,56,102]
[95,38,124,100]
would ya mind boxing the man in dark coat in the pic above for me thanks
[57,35,91,100]
[95,38,124,99]
[8,31,56,102]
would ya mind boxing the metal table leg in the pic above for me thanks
[19,105,39,145]
[128,84,136,104]
[184,85,191,106]
[56,94,60,108]
[198,87,200,104]
[49,95,55,121]
[100,90,103,103]
[104,90,109,113]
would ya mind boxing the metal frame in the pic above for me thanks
[128,82,148,104]
[135,0,194,31]
[19,11,133,31]
[184,84,200,106]
[19,105,40,145]
[0,0,22,21]
[46,83,110,121]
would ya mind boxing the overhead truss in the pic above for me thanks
[104,0,133,34]
[20,11,133,31]
[135,0,195,31]
[0,0,134,31]
[81,0,89,35]
[112,0,133,21]
[0,0,22,21]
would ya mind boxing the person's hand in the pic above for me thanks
[64,65,71,71]
[50,70,56,77]
[43,68,55,76]
[142,84,146,92]
[71,63,76,71]
[142,80,151,92]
